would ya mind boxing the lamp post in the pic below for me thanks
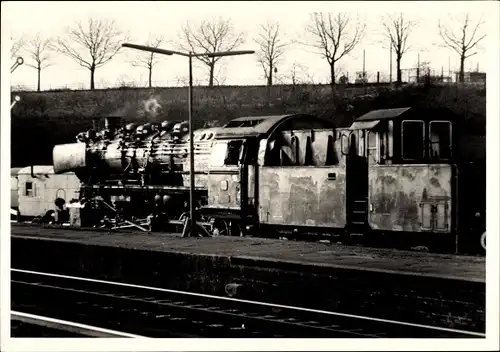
[11,57,24,109]
[11,56,24,73]
[122,43,254,237]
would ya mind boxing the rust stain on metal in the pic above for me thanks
[207,172,240,209]
[429,177,440,188]
[401,168,416,182]
[369,165,452,233]
[259,167,346,228]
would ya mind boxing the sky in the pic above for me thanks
[2,1,496,90]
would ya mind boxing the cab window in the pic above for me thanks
[210,142,228,167]
[429,121,452,160]
[401,120,424,160]
[225,140,243,165]
[340,133,350,155]
[367,131,378,163]
[25,182,35,197]
[210,140,243,167]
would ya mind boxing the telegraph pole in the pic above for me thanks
[363,49,366,80]
[448,56,451,82]
[417,53,420,82]
[389,45,392,83]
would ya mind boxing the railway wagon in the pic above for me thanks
[10,165,81,222]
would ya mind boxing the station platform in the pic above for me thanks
[10,223,485,282]
[10,223,485,332]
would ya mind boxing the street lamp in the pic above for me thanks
[122,43,254,237]
[11,95,21,109]
[11,57,24,110]
[11,56,24,73]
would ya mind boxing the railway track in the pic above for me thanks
[11,269,484,338]
[11,311,147,338]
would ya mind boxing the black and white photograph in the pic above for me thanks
[1,0,499,351]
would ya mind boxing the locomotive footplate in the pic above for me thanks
[84,184,208,196]
[198,207,243,221]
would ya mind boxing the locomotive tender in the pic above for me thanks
[52,107,485,253]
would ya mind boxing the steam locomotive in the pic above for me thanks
[52,107,486,254]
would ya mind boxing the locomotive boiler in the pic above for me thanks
[53,118,219,229]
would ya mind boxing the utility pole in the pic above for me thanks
[417,53,420,82]
[389,45,392,83]
[363,49,366,80]
[448,56,451,82]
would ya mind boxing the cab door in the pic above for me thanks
[239,138,259,218]
[345,131,369,231]
[208,139,244,210]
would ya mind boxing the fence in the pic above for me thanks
[11,69,486,93]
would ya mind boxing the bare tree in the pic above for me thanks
[288,62,316,85]
[24,34,54,92]
[174,75,203,87]
[11,36,25,59]
[179,17,244,87]
[254,21,289,86]
[129,34,165,88]
[290,62,303,85]
[381,13,418,84]
[438,14,486,83]
[212,65,228,86]
[305,12,365,89]
[54,18,128,89]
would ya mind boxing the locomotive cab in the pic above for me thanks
[201,116,267,234]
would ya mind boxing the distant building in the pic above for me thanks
[455,71,486,83]
[354,71,367,84]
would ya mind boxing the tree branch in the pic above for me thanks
[11,36,25,59]
[438,13,486,56]
[53,17,128,70]
[24,34,54,70]
[129,34,166,69]
[253,21,289,85]
[304,12,365,85]
[437,13,486,82]
[381,13,418,59]
[178,17,245,86]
